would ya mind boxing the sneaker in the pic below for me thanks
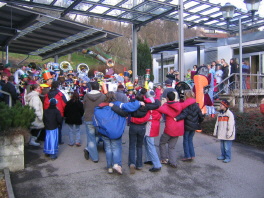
[136,167,142,170]
[113,164,122,175]
[169,163,177,168]
[223,159,231,163]
[149,167,161,172]
[129,164,136,174]
[83,149,89,160]
[108,168,113,174]
[217,156,225,160]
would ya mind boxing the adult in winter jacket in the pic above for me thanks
[229,58,238,90]
[213,100,235,163]
[175,90,204,161]
[93,92,129,174]
[83,81,106,163]
[221,62,230,94]
[25,84,44,146]
[43,98,63,160]
[2,75,18,106]
[157,91,196,168]
[44,81,67,144]
[64,91,84,147]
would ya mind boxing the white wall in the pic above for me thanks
[217,45,233,63]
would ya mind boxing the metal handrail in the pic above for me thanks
[213,73,264,98]
[0,90,12,107]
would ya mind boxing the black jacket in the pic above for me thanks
[222,66,229,79]
[131,99,160,118]
[43,106,63,130]
[166,74,175,81]
[64,99,84,125]
[176,103,204,131]
[2,81,18,106]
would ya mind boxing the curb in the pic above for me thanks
[4,168,15,198]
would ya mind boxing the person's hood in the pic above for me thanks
[87,91,104,102]
[25,90,39,102]
[47,89,60,99]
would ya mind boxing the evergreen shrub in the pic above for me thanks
[0,102,35,137]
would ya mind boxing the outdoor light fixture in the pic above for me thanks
[244,0,262,22]
[220,3,236,29]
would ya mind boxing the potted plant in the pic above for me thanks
[0,102,35,171]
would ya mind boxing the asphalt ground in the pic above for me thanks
[10,122,264,198]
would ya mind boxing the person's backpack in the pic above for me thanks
[93,106,126,139]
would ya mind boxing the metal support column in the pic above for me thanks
[6,46,9,64]
[161,53,164,83]
[197,46,201,66]
[132,24,138,80]
[239,17,244,113]
[178,0,184,81]
[54,55,59,63]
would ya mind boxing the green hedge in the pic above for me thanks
[201,109,264,149]
[0,102,35,136]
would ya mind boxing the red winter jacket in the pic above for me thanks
[44,90,67,117]
[157,98,196,137]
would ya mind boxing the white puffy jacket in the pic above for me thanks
[25,90,44,129]
[213,109,235,140]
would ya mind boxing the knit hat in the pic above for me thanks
[146,90,156,98]
[221,99,230,108]
[49,98,58,106]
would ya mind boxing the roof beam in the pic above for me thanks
[135,7,177,28]
[61,0,82,17]
[40,33,108,60]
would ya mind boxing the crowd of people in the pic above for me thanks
[0,61,236,175]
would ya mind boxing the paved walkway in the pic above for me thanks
[11,123,264,198]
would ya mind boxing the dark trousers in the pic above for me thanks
[128,123,146,168]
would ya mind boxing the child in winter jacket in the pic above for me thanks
[213,99,235,163]
[144,91,162,172]
[43,98,63,160]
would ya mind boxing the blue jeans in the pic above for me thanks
[101,136,122,168]
[183,130,195,159]
[242,75,247,89]
[144,136,162,168]
[220,140,233,160]
[85,121,99,161]
[68,124,81,145]
[128,123,146,168]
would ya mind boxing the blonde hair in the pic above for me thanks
[184,90,195,99]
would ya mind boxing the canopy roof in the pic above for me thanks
[0,4,121,59]
[151,36,217,54]
[0,0,264,34]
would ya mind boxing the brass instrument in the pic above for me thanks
[60,61,72,72]
[77,63,89,75]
